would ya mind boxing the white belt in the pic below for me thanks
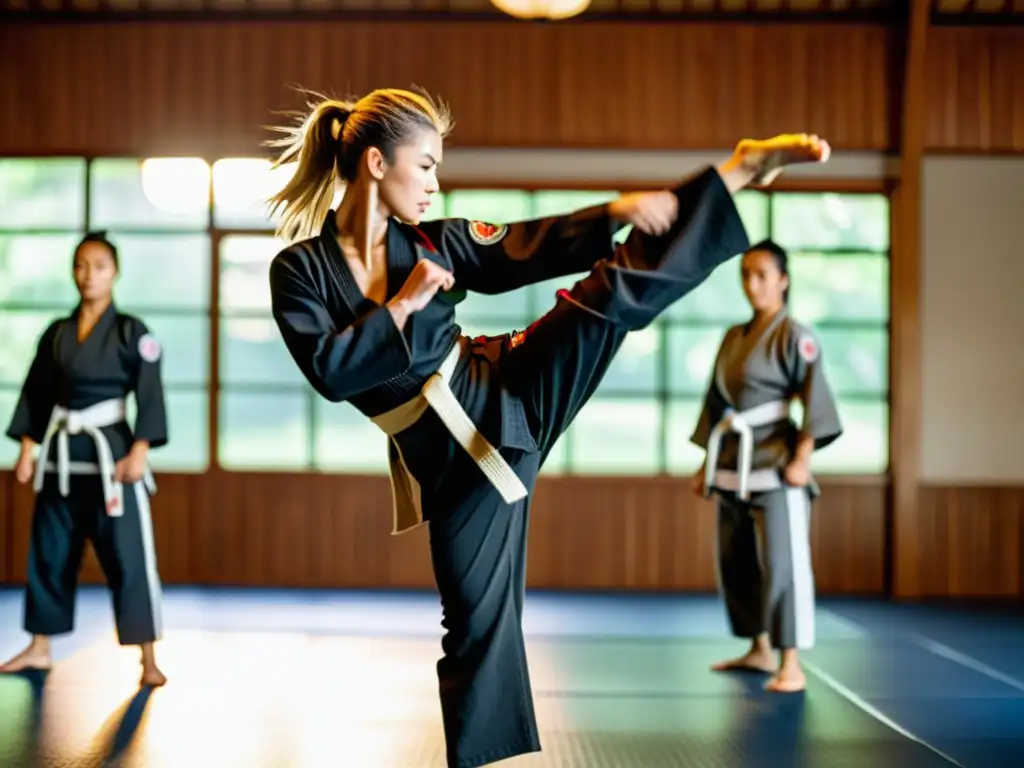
[704,399,790,501]
[33,398,156,517]
[371,338,529,535]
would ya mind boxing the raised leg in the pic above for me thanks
[506,133,828,461]
[426,450,543,768]
[505,164,747,454]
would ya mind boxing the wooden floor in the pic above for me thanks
[1,588,1022,767]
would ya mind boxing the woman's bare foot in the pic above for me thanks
[711,635,777,674]
[140,664,167,687]
[711,650,777,674]
[765,650,806,692]
[0,636,52,673]
[139,642,167,687]
[737,133,832,187]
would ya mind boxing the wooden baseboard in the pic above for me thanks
[0,471,886,593]
[3,471,1021,597]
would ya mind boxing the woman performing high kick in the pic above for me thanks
[266,87,830,767]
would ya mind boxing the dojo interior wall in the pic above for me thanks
[913,155,1024,598]
[920,156,1024,485]
[0,20,1022,599]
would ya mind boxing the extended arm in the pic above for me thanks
[418,203,623,295]
[789,328,843,451]
[690,334,731,453]
[269,251,413,403]
[5,321,60,447]
[128,320,169,450]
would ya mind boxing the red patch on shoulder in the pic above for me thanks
[468,220,508,246]
[798,334,819,363]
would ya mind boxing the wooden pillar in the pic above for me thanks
[890,0,931,598]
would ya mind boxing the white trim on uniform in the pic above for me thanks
[785,487,816,650]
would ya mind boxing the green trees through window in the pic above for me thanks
[0,157,890,476]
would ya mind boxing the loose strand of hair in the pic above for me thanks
[264,92,350,243]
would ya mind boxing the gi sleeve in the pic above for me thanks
[689,335,730,451]
[788,326,843,450]
[418,204,624,295]
[127,319,169,449]
[269,251,412,403]
[5,321,60,445]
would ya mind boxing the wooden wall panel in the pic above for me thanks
[0,469,8,583]
[0,21,898,155]
[917,485,1024,597]
[0,470,885,594]
[2,22,1019,155]
[8,473,1020,598]
[924,27,1024,152]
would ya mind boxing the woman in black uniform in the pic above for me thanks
[266,87,830,768]
[2,232,169,687]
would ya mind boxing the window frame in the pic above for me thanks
[0,154,892,480]
[0,155,214,472]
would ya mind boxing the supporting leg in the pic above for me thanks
[753,487,816,693]
[1,481,85,674]
[90,478,167,687]
[427,451,542,768]
[711,494,776,674]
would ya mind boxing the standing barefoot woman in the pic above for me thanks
[2,232,168,688]
[692,239,843,693]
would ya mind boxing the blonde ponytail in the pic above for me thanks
[265,92,353,243]
[265,87,453,243]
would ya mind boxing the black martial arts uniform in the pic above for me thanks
[5,303,168,647]
[691,308,842,651]
[270,167,750,768]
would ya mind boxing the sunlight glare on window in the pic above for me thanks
[225,316,281,344]
[822,193,853,230]
[139,158,210,216]
[684,333,723,387]
[219,235,288,313]
[212,158,296,227]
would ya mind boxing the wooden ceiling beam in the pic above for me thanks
[0,2,908,22]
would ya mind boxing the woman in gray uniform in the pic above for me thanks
[691,238,842,693]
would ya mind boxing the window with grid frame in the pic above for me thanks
[0,157,889,478]
[0,157,212,472]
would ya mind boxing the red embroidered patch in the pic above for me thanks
[798,334,819,363]
[138,333,161,363]
[468,220,508,246]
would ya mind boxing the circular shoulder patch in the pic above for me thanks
[138,333,162,363]
[468,220,508,246]
[797,333,819,363]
